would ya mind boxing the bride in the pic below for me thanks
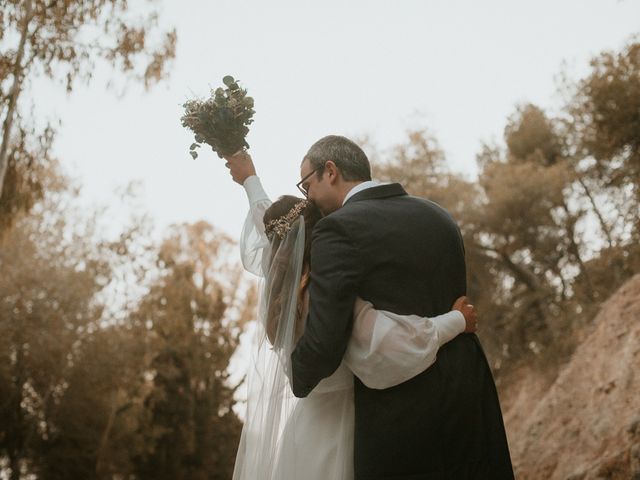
[227,152,477,480]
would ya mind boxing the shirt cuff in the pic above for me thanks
[243,175,269,205]
[432,310,466,347]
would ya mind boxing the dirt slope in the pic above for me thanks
[505,274,640,479]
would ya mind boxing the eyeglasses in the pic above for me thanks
[296,166,323,197]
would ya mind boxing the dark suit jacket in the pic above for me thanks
[290,184,513,479]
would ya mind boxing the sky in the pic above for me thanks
[36,0,640,246]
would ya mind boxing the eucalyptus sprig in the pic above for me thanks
[181,75,255,159]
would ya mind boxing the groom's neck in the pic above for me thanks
[337,180,365,204]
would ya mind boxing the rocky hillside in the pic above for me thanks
[503,274,640,479]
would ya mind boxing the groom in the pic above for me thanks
[289,135,513,479]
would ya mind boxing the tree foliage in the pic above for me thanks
[130,222,244,480]
[0,168,246,479]
[0,0,177,222]
[374,39,640,375]
[568,41,640,190]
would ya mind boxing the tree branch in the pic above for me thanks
[0,0,34,202]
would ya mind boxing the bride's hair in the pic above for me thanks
[264,195,322,267]
[263,196,322,343]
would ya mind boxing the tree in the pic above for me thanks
[504,104,563,166]
[470,104,605,364]
[130,222,247,480]
[568,40,640,194]
[562,39,640,298]
[0,164,249,479]
[0,0,177,215]
[0,122,53,236]
[37,326,149,480]
[565,39,640,263]
[373,115,593,373]
[0,164,114,480]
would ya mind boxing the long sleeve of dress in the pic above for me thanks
[344,298,466,390]
[239,176,272,277]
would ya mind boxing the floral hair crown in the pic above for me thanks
[265,200,309,241]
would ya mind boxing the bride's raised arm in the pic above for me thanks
[239,175,272,276]
[344,298,473,389]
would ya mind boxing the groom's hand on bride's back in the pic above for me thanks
[223,150,256,185]
[452,296,478,333]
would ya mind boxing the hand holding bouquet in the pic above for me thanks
[181,75,255,159]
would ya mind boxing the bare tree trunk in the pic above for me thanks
[10,455,20,480]
[562,201,595,301]
[96,394,133,476]
[0,0,33,202]
[9,343,26,480]
[95,393,119,477]
[577,176,614,249]
[474,243,544,293]
[498,250,545,294]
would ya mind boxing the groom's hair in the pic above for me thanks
[304,135,371,182]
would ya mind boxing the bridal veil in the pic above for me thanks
[233,212,306,480]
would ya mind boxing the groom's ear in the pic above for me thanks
[324,161,340,184]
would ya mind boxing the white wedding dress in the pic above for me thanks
[233,176,466,480]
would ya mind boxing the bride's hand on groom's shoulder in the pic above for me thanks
[223,150,256,185]
[452,296,478,333]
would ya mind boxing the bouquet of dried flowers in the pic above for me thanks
[181,75,255,159]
